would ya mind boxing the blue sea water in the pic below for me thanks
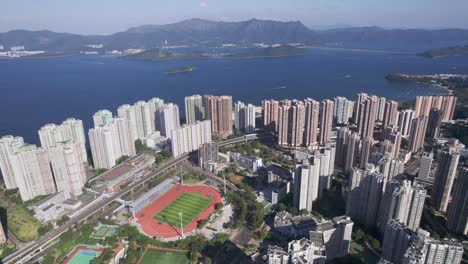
[0,49,467,144]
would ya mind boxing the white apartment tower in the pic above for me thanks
[170,120,212,158]
[38,118,88,163]
[185,95,204,125]
[48,141,87,198]
[0,135,26,189]
[89,117,135,169]
[160,103,181,137]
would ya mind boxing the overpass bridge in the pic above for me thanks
[2,133,269,264]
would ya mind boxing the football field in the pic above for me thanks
[139,248,189,264]
[153,192,212,227]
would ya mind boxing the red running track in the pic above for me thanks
[135,184,222,239]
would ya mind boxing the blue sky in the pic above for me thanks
[1,0,468,34]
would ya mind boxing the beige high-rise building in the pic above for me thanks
[48,141,87,198]
[360,136,374,169]
[432,140,460,212]
[304,99,320,147]
[354,93,368,123]
[0,135,26,189]
[345,132,360,173]
[289,101,306,147]
[319,99,334,144]
[277,105,290,146]
[415,95,457,121]
[38,118,88,163]
[357,96,378,138]
[377,96,386,122]
[382,100,399,129]
[10,145,56,201]
[408,116,428,153]
[204,95,233,138]
[262,99,280,132]
[185,95,204,125]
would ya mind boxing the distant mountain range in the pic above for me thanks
[1,18,468,53]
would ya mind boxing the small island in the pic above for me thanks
[122,49,208,60]
[226,45,306,59]
[166,66,194,74]
[417,45,468,58]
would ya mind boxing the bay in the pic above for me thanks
[1,49,467,144]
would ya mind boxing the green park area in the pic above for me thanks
[139,248,190,264]
[0,188,42,242]
[153,192,212,227]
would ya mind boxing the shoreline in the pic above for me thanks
[305,45,415,55]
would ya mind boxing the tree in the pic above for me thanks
[57,215,70,226]
[116,155,129,165]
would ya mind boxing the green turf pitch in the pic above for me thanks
[153,192,212,227]
[140,249,189,264]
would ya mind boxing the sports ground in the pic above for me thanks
[62,244,105,264]
[137,246,190,264]
[91,224,118,239]
[135,184,222,239]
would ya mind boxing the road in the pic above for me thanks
[2,134,264,264]
[2,155,187,264]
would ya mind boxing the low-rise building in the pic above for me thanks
[274,211,319,238]
[288,238,327,264]
[90,155,154,193]
[142,131,167,149]
[232,153,263,171]
[33,191,83,222]
[267,246,289,264]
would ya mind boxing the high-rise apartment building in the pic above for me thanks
[277,104,290,146]
[334,97,350,125]
[426,108,442,139]
[89,117,135,169]
[377,96,387,122]
[289,101,306,147]
[415,95,457,121]
[93,109,113,127]
[0,135,26,189]
[398,110,415,137]
[408,116,428,153]
[204,95,233,138]
[48,141,87,198]
[382,220,417,264]
[294,158,320,212]
[377,180,426,234]
[432,140,460,212]
[304,99,320,146]
[185,95,204,125]
[447,167,468,236]
[357,96,378,138]
[262,99,280,132]
[319,99,334,144]
[345,132,360,173]
[346,165,384,228]
[418,152,433,181]
[235,102,256,134]
[148,97,165,132]
[10,144,56,201]
[310,216,354,259]
[315,145,336,199]
[382,100,399,128]
[169,120,212,158]
[159,103,181,137]
[354,93,368,123]
[38,118,88,163]
[359,136,375,169]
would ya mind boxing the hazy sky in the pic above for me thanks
[2,0,468,34]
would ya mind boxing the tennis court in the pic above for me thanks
[62,244,105,264]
